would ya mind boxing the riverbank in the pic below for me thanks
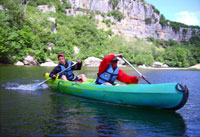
[138,64,200,70]
[1,63,200,70]
[1,56,200,70]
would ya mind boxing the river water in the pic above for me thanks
[0,65,200,137]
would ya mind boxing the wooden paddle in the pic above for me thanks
[122,57,151,84]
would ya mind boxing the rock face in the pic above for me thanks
[65,0,199,42]
[48,17,57,33]
[84,57,102,67]
[37,5,56,13]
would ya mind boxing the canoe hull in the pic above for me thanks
[45,73,189,110]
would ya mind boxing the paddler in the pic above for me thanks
[95,54,145,85]
[50,54,87,82]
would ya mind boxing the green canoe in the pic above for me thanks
[45,73,189,110]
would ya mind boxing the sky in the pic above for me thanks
[145,0,200,26]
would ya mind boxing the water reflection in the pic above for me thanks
[43,92,186,137]
[91,102,186,137]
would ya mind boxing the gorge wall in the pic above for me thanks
[64,0,199,42]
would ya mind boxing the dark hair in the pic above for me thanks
[112,57,119,61]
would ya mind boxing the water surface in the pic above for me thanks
[0,65,200,136]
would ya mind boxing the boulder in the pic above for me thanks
[138,64,152,69]
[40,59,57,67]
[95,15,104,21]
[152,61,168,68]
[189,64,200,69]
[14,61,24,66]
[84,57,102,67]
[23,54,38,65]
[138,64,147,68]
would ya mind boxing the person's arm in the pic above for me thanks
[71,60,82,70]
[98,54,115,75]
[117,69,139,84]
[49,66,61,78]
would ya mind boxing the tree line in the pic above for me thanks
[0,0,199,67]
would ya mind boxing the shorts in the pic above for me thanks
[71,76,79,81]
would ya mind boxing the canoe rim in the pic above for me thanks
[165,83,189,111]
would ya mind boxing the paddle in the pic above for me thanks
[32,63,77,87]
[122,57,151,84]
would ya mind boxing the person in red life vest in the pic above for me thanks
[95,54,144,85]
[50,54,87,82]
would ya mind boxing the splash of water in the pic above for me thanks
[3,82,49,91]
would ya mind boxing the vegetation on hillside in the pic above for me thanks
[159,14,200,33]
[107,10,125,21]
[147,37,200,67]
[0,0,200,67]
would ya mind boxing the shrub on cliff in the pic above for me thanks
[145,18,152,25]
[152,5,160,15]
[109,0,119,9]
[107,10,125,21]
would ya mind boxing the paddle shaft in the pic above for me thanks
[35,63,77,87]
[122,57,151,84]
[36,77,51,87]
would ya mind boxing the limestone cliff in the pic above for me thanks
[62,0,200,41]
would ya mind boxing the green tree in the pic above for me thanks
[163,46,189,67]
[134,54,154,66]
[189,36,200,45]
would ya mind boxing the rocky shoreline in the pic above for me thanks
[11,55,200,70]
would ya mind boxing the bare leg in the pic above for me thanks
[103,82,112,85]
[78,74,87,82]
[61,75,68,81]
[116,84,126,86]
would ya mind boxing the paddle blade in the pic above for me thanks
[31,82,42,87]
